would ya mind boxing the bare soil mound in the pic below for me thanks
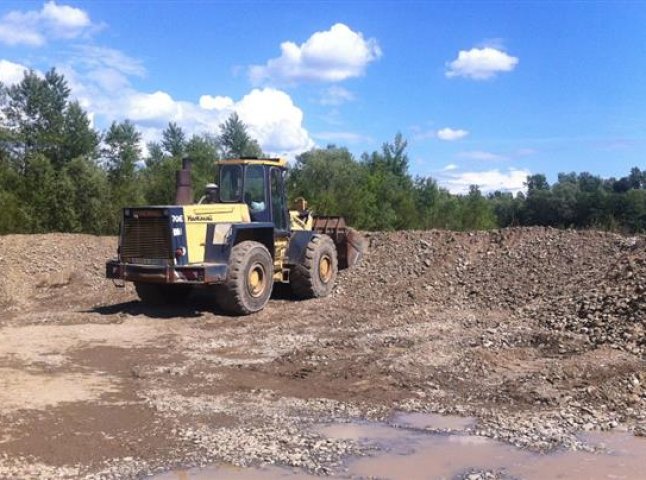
[0,227,644,479]
[0,233,118,315]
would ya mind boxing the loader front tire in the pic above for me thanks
[290,234,338,299]
[216,241,274,316]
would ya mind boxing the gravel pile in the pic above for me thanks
[538,249,646,355]
[0,233,117,315]
[343,227,645,356]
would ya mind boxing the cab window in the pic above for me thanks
[271,168,287,231]
[219,164,243,202]
[244,164,266,213]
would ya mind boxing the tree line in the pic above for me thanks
[1,69,645,235]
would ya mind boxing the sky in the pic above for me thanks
[0,0,645,194]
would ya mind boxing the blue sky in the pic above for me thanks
[1,1,645,193]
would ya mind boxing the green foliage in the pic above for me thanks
[2,69,71,170]
[218,112,263,158]
[288,145,375,228]
[162,122,186,158]
[0,68,644,236]
[186,133,219,202]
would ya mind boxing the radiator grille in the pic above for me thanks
[121,217,172,264]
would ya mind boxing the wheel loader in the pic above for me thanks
[105,157,365,315]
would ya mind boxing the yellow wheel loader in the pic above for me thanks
[106,157,365,315]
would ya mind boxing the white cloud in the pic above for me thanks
[199,95,234,111]
[319,86,355,106]
[126,91,180,121]
[0,59,30,85]
[441,168,530,194]
[446,47,518,80]
[72,46,145,77]
[249,23,381,84]
[437,127,469,141]
[78,82,313,158]
[442,163,459,171]
[0,1,96,46]
[42,1,91,30]
[235,88,314,154]
[457,150,508,161]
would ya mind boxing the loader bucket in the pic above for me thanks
[312,216,367,269]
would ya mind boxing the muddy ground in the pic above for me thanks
[0,228,644,479]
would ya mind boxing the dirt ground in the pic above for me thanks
[0,228,644,479]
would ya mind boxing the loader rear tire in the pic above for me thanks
[135,283,191,306]
[216,241,274,316]
[290,234,338,299]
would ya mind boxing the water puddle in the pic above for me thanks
[390,411,475,430]
[155,412,646,480]
[156,465,319,479]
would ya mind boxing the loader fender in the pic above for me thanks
[286,230,316,265]
[205,222,275,264]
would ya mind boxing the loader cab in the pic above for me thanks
[218,158,289,232]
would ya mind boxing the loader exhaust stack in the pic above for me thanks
[175,157,193,205]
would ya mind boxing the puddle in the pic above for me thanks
[154,465,319,479]
[316,422,405,443]
[390,411,475,430]
[155,413,646,480]
[350,426,646,480]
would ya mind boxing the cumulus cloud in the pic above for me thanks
[0,1,96,46]
[0,59,31,85]
[236,89,315,154]
[446,47,518,80]
[79,81,314,158]
[126,91,180,121]
[441,168,530,194]
[199,95,234,111]
[436,127,469,141]
[457,150,508,162]
[249,23,381,85]
[442,163,459,171]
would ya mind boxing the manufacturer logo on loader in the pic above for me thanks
[187,215,213,222]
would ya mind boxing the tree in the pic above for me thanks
[61,101,100,162]
[628,167,644,190]
[145,141,165,167]
[103,120,141,184]
[102,120,144,208]
[217,112,262,158]
[361,134,417,229]
[489,190,522,227]
[461,185,496,230]
[186,133,219,201]
[1,69,71,170]
[288,145,374,228]
[380,132,409,178]
[161,121,186,158]
[64,157,113,234]
[525,174,549,193]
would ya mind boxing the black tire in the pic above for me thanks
[135,282,192,306]
[290,234,338,299]
[216,241,274,315]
